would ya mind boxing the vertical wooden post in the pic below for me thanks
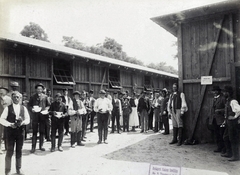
[178,23,183,92]
[88,63,92,91]
[25,54,30,96]
[50,58,54,94]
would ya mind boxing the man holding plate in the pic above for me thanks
[48,93,67,152]
[28,83,50,153]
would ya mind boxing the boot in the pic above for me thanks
[77,132,84,146]
[221,140,232,158]
[169,127,178,144]
[16,158,24,174]
[177,127,183,146]
[228,143,239,161]
[39,134,45,151]
[30,135,37,153]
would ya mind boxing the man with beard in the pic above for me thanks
[168,83,188,146]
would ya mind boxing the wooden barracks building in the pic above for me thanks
[0,32,177,98]
[151,0,240,142]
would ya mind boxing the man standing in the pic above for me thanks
[0,92,30,175]
[221,86,240,161]
[111,91,122,134]
[49,93,67,152]
[8,82,22,104]
[160,88,170,135]
[0,87,12,154]
[87,90,96,132]
[152,91,161,133]
[168,83,188,146]
[61,88,72,136]
[28,83,50,153]
[210,86,226,153]
[138,91,150,133]
[94,90,113,144]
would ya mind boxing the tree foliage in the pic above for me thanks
[20,22,49,42]
[62,36,177,74]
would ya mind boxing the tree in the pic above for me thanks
[147,62,177,75]
[20,22,49,42]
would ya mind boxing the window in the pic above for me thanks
[109,69,122,89]
[53,59,75,85]
[144,75,152,91]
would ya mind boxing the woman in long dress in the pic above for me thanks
[129,92,139,131]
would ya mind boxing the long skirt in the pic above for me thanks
[129,107,139,127]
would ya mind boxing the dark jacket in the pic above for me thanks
[137,97,150,113]
[28,93,50,111]
[210,94,226,125]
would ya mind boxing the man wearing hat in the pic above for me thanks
[61,88,72,136]
[137,91,150,133]
[87,90,96,132]
[0,87,12,154]
[8,82,22,105]
[152,90,162,133]
[160,88,170,135]
[48,93,68,152]
[68,91,85,147]
[94,90,113,144]
[221,86,240,161]
[210,85,226,153]
[28,83,50,153]
[111,91,122,134]
[0,91,30,175]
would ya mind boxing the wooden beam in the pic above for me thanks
[178,23,183,91]
[25,54,30,95]
[183,77,231,83]
[50,58,54,94]
[189,16,225,140]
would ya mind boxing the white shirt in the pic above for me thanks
[229,99,240,120]
[94,97,113,113]
[64,95,69,106]
[0,104,30,127]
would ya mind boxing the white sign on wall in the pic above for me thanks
[201,76,212,85]
[149,165,181,175]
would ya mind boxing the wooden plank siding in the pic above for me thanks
[180,13,236,142]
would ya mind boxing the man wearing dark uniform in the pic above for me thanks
[0,92,30,175]
[29,83,50,153]
[210,86,226,153]
[111,91,122,134]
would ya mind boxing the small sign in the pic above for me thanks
[149,165,181,175]
[201,76,212,85]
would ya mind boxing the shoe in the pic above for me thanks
[97,140,102,144]
[30,148,35,153]
[169,140,178,144]
[140,130,144,133]
[110,131,114,134]
[16,169,24,175]
[117,131,121,134]
[51,148,55,152]
[58,146,63,152]
[46,138,51,142]
[77,143,85,146]
[71,144,76,148]
[104,140,108,144]
[81,139,86,142]
[221,153,232,158]
[39,147,46,151]
[64,132,69,136]
[214,148,222,153]
[228,157,239,161]
[162,132,169,135]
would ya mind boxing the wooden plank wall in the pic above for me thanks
[181,14,234,142]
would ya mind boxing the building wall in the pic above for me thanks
[180,12,237,142]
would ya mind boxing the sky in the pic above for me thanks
[0,0,226,70]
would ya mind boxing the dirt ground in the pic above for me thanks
[0,126,239,175]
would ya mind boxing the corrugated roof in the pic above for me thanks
[151,0,240,37]
[0,32,178,79]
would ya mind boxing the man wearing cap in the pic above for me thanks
[160,88,170,135]
[210,86,226,153]
[0,91,30,175]
[8,82,22,105]
[0,87,12,154]
[221,86,240,161]
[94,90,113,144]
[61,88,72,136]
[138,91,150,133]
[48,93,67,152]
[168,83,188,146]
[87,90,96,132]
[28,83,50,153]
[68,91,85,147]
[111,91,122,134]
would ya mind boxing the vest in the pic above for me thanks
[112,98,120,111]
[6,104,25,130]
[170,92,181,112]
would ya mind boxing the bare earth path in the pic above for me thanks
[0,128,239,175]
